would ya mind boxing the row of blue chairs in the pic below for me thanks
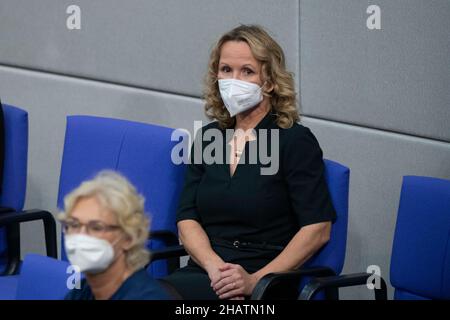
[0,103,448,300]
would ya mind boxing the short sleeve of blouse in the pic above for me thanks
[175,131,205,223]
[282,125,336,228]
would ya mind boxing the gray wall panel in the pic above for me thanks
[302,117,450,299]
[300,0,450,142]
[0,0,299,97]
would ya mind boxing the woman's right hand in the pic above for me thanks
[206,262,245,300]
[208,262,246,300]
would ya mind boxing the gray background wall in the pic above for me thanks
[0,0,449,299]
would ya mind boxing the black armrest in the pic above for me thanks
[251,266,337,300]
[0,207,15,214]
[147,231,184,274]
[298,272,388,300]
[148,230,179,247]
[0,209,57,275]
[149,244,187,263]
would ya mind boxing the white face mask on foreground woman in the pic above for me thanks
[218,78,264,117]
[65,233,121,274]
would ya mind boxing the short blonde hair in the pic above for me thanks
[204,24,299,129]
[59,171,150,271]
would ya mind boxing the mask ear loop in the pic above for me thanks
[260,80,276,116]
[261,80,272,93]
[260,80,271,98]
[259,81,266,90]
[109,233,127,265]
[111,234,123,247]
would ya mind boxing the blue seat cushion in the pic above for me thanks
[0,275,19,300]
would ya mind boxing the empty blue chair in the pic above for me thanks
[390,176,450,300]
[58,116,187,278]
[0,102,28,302]
[0,104,28,274]
[299,175,450,300]
[0,104,57,300]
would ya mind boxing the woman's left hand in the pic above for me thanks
[211,263,259,299]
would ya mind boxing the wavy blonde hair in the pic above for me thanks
[59,171,150,272]
[204,24,299,129]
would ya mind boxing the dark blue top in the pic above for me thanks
[64,268,171,300]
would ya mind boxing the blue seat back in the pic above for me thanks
[0,104,28,273]
[57,116,187,277]
[390,176,450,300]
[15,254,71,300]
[303,159,349,274]
[300,159,349,299]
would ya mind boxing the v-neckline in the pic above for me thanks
[228,139,248,179]
[223,110,276,180]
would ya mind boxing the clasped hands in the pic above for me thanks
[207,263,260,300]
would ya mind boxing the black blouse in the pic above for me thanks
[176,111,336,249]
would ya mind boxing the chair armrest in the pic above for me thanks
[0,209,57,275]
[147,232,186,273]
[251,266,336,300]
[298,272,388,300]
[149,245,187,263]
[148,230,179,247]
[0,207,15,214]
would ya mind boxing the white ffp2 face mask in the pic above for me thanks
[65,234,118,274]
[218,79,264,117]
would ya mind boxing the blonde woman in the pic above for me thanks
[60,171,170,300]
[162,25,336,299]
